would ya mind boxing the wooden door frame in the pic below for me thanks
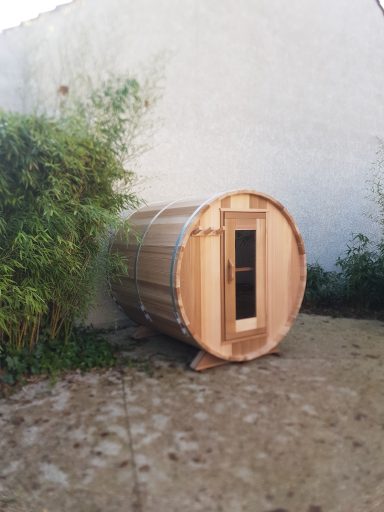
[220,209,268,344]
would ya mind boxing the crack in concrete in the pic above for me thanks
[120,367,143,512]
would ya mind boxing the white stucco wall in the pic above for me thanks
[0,0,383,325]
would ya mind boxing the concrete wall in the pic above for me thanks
[0,0,383,325]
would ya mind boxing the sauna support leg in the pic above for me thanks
[190,351,229,371]
[190,346,280,371]
[131,325,159,340]
[267,347,280,356]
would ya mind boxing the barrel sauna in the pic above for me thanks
[111,189,306,370]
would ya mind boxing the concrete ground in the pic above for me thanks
[0,313,383,512]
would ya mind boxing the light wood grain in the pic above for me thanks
[111,190,306,365]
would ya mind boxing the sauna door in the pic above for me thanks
[222,210,267,341]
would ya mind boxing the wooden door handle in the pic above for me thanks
[228,258,235,282]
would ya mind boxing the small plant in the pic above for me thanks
[336,234,384,310]
[305,263,344,308]
[0,328,116,387]
[304,142,384,316]
[304,234,384,315]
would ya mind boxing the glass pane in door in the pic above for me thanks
[235,230,256,320]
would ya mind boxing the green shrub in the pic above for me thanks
[304,234,384,313]
[0,76,148,350]
[336,234,384,309]
[305,142,384,315]
[0,328,116,386]
[305,263,344,308]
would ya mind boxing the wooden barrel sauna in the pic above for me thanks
[111,189,306,370]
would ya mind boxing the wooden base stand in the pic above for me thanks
[131,325,159,340]
[190,347,280,371]
[190,350,229,371]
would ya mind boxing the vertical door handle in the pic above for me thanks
[228,258,235,282]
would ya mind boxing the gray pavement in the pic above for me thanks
[0,314,384,512]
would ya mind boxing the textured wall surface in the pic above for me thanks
[1,0,383,266]
[0,0,383,325]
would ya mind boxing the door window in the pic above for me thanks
[235,230,256,320]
